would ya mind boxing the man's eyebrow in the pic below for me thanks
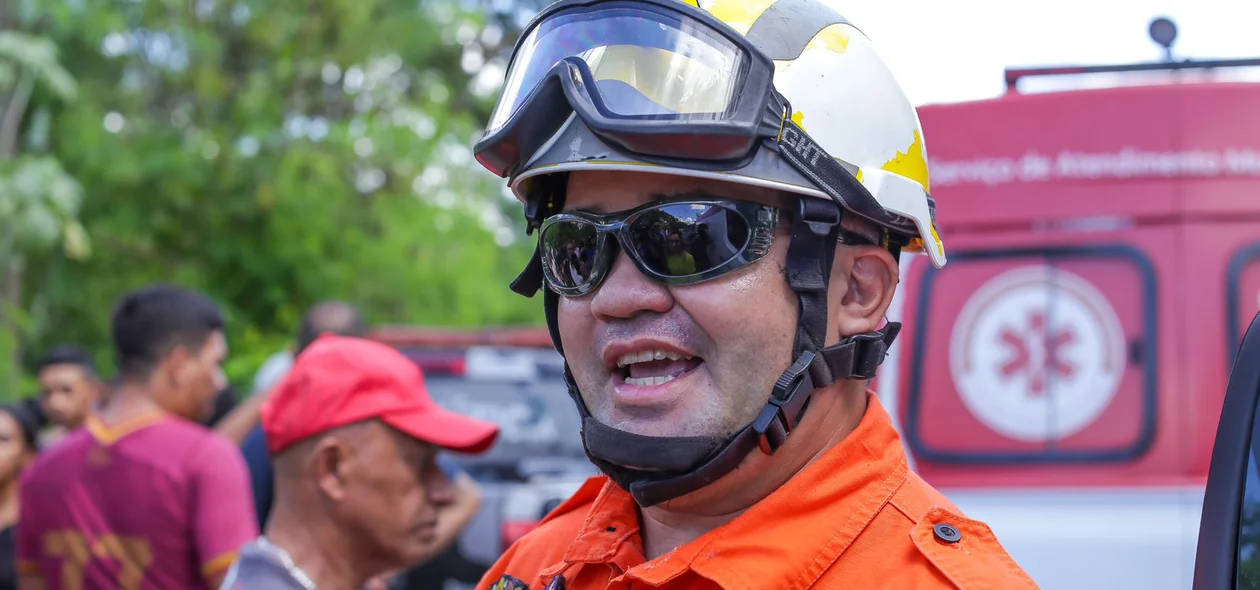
[569,204,607,214]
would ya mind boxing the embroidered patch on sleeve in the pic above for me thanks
[491,574,530,590]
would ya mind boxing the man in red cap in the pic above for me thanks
[219,334,500,590]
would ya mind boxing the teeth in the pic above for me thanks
[615,349,693,368]
[624,374,678,387]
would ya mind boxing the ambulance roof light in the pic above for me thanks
[1149,17,1177,62]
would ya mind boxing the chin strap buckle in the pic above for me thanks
[752,350,818,455]
[812,322,902,383]
[845,330,893,380]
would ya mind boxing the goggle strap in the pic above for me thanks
[776,117,889,226]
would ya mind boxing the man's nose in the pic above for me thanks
[588,250,674,321]
[49,391,72,410]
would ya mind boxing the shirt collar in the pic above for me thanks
[555,393,909,589]
[252,537,318,590]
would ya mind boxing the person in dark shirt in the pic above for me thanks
[202,385,241,429]
[240,425,274,529]
[0,402,40,590]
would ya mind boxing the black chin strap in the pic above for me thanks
[609,322,900,506]
[508,189,902,507]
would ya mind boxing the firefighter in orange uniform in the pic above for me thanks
[469,0,1041,588]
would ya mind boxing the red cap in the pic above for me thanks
[261,334,500,456]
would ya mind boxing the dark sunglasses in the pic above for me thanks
[539,199,783,297]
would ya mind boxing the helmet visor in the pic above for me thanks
[486,4,747,133]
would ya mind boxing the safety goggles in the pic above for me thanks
[475,0,779,176]
[539,199,785,296]
[474,0,898,237]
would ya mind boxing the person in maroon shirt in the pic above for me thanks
[16,284,258,590]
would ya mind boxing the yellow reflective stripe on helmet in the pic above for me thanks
[804,23,851,54]
[880,130,930,194]
[705,0,778,35]
[791,110,806,131]
[678,0,701,7]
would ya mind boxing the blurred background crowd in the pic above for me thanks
[1,4,576,588]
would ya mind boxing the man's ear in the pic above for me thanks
[89,376,106,399]
[828,245,899,341]
[312,436,351,503]
[156,345,192,388]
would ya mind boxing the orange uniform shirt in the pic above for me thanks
[477,394,1040,590]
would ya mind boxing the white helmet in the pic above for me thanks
[479,0,946,269]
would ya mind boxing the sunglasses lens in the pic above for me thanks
[541,219,602,291]
[629,203,750,277]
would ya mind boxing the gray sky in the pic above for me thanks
[837,0,1260,106]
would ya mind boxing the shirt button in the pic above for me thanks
[933,522,962,543]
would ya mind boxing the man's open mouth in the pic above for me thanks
[616,349,705,387]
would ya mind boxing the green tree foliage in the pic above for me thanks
[0,29,88,393]
[10,0,548,390]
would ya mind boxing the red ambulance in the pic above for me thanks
[877,57,1260,589]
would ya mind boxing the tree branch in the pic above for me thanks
[0,69,34,160]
